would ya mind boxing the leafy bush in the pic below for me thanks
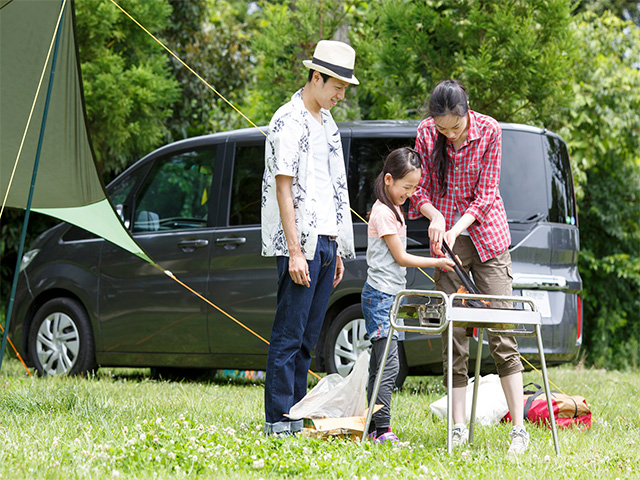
[351,0,576,124]
[75,0,179,179]
[555,13,640,369]
[163,0,257,140]
[246,0,364,124]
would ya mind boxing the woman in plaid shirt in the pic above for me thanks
[409,79,529,455]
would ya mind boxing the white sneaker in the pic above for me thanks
[508,426,529,455]
[451,425,469,448]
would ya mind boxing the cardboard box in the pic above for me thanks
[301,416,367,441]
[299,406,383,442]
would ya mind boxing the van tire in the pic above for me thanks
[28,298,96,376]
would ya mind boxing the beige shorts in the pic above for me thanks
[435,235,524,388]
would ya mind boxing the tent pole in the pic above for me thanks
[0,4,66,374]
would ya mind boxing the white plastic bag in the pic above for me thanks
[429,374,509,426]
[288,351,370,420]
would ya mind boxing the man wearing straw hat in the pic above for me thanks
[261,40,359,436]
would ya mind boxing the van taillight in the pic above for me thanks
[576,295,583,344]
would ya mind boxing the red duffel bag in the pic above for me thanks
[504,382,592,429]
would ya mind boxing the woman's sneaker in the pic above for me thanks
[451,425,469,448]
[508,426,530,455]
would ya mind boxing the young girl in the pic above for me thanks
[363,147,454,443]
[409,79,529,454]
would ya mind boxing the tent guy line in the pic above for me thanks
[112,1,576,403]
[107,0,266,138]
[0,323,31,376]
[159,267,323,381]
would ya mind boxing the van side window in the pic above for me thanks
[544,135,577,225]
[348,137,415,222]
[349,136,435,247]
[500,131,549,223]
[229,143,263,226]
[109,166,148,207]
[132,149,215,232]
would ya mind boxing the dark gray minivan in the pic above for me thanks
[9,120,583,379]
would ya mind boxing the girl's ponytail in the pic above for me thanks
[375,171,402,224]
[375,148,421,224]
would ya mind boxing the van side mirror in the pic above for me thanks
[115,204,130,229]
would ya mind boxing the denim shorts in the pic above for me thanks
[361,282,404,341]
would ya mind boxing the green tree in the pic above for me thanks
[352,0,576,124]
[162,0,257,139]
[553,12,640,369]
[574,0,640,27]
[75,0,179,179]
[246,0,364,125]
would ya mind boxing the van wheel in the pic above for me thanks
[324,303,408,389]
[28,298,96,376]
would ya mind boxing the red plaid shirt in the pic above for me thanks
[409,110,511,262]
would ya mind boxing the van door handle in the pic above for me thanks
[178,239,209,252]
[215,237,247,249]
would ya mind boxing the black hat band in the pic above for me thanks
[311,56,353,79]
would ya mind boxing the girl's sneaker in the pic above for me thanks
[375,431,399,444]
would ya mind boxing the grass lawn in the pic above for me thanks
[0,358,637,479]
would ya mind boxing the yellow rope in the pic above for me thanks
[107,0,266,137]
[110,0,569,394]
[0,323,32,377]
[520,354,567,396]
[0,0,67,221]
[150,263,322,381]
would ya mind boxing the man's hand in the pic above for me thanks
[289,250,311,287]
[333,256,344,288]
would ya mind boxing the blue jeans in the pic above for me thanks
[361,282,404,341]
[361,283,402,431]
[264,236,337,432]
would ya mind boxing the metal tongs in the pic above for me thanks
[441,240,487,308]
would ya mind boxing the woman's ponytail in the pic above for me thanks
[427,79,469,197]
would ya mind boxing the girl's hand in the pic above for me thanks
[439,257,456,272]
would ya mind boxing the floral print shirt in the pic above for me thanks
[261,89,355,260]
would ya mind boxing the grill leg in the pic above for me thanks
[447,320,453,454]
[469,328,484,445]
[536,324,560,455]
[361,331,394,443]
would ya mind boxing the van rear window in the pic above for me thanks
[500,130,549,224]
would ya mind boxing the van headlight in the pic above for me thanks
[20,249,40,272]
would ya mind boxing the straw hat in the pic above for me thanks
[303,40,359,85]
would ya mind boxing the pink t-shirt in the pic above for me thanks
[366,200,407,295]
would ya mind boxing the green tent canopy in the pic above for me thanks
[0,0,152,264]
